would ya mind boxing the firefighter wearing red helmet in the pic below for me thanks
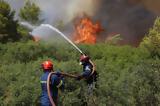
[41,60,53,70]
[77,54,98,90]
[40,60,64,106]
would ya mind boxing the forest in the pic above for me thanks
[0,0,160,106]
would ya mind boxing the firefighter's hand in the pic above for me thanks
[55,71,61,76]
[76,75,82,81]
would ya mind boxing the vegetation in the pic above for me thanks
[0,0,20,43]
[0,41,159,105]
[141,17,160,58]
[19,0,41,24]
[0,0,160,105]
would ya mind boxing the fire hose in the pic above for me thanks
[89,59,96,76]
[20,22,97,105]
[47,72,77,106]
[46,59,96,106]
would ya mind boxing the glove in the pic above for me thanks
[55,71,61,77]
[76,75,82,81]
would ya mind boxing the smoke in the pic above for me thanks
[6,0,97,24]
[5,0,160,45]
[6,0,98,44]
[128,0,160,15]
[95,0,159,45]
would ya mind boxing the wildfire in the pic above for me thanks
[73,17,103,44]
[33,36,40,42]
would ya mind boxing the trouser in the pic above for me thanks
[86,71,98,85]
[86,71,98,94]
[41,97,57,106]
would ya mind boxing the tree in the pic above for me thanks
[0,0,20,43]
[129,60,160,105]
[19,0,41,24]
[140,17,160,58]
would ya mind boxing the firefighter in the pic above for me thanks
[77,55,98,91]
[40,60,64,106]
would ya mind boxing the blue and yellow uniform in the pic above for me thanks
[77,55,98,85]
[40,71,64,106]
[82,62,93,77]
[81,62,97,85]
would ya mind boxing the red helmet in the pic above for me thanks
[80,55,90,62]
[42,60,53,70]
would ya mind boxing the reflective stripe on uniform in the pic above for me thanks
[41,81,47,83]
[56,80,63,88]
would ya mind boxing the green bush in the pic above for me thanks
[0,40,159,105]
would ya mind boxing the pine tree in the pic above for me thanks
[0,0,20,43]
[19,0,41,24]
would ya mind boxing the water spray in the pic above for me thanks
[20,22,37,30]
[40,24,84,54]
[20,22,84,54]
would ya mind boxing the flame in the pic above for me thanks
[33,36,40,42]
[73,17,103,44]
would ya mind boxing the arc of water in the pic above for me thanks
[20,22,84,54]
[41,24,83,54]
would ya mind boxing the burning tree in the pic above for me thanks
[73,17,103,44]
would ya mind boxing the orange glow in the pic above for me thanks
[73,17,103,44]
[33,36,40,42]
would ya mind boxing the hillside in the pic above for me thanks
[0,0,160,105]
[0,41,159,105]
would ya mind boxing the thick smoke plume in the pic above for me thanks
[6,0,97,24]
[128,0,160,15]
[95,0,160,45]
[6,0,160,45]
